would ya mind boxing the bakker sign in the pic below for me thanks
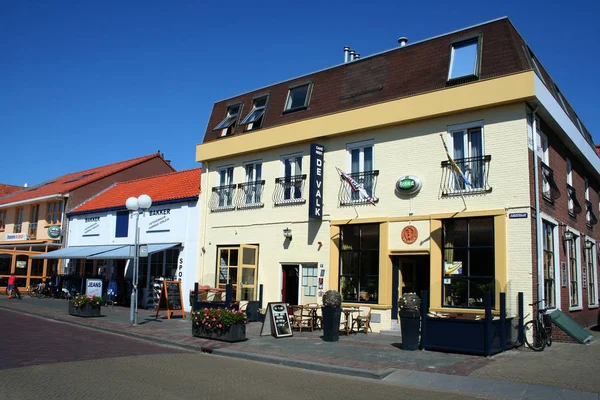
[308,143,324,219]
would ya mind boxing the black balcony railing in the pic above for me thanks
[13,223,22,233]
[209,184,237,211]
[28,222,38,239]
[567,184,582,215]
[441,155,492,196]
[236,180,265,209]
[541,162,561,202]
[273,174,306,206]
[338,170,379,205]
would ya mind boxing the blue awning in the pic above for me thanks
[31,245,127,259]
[87,243,181,259]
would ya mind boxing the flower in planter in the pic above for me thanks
[191,308,247,331]
[71,295,104,308]
[399,292,420,312]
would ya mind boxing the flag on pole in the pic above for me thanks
[336,167,376,206]
[439,134,472,187]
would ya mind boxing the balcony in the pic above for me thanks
[209,184,237,212]
[28,222,38,239]
[273,175,306,206]
[541,162,561,202]
[441,155,492,196]
[338,170,379,206]
[567,184,582,216]
[236,180,265,209]
[13,223,22,234]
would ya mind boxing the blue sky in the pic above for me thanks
[1,0,598,186]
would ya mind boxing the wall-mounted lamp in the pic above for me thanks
[584,240,594,249]
[283,227,292,240]
[563,230,574,242]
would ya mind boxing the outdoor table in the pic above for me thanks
[341,307,361,335]
[303,304,321,329]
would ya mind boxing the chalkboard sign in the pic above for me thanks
[155,280,186,320]
[260,302,293,338]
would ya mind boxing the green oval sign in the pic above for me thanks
[396,175,422,195]
[48,225,62,239]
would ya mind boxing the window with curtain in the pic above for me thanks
[451,126,484,190]
[244,162,263,205]
[567,235,579,307]
[281,154,303,200]
[443,217,495,308]
[217,166,234,207]
[347,141,374,199]
[542,222,556,308]
[339,224,379,303]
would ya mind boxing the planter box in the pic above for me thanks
[322,307,341,342]
[399,310,421,351]
[68,302,102,318]
[192,322,247,342]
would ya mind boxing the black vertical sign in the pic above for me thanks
[309,143,324,219]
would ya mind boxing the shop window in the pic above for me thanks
[442,217,495,308]
[302,266,318,296]
[339,224,379,303]
[31,259,44,276]
[14,255,29,276]
[216,245,258,301]
[115,211,129,238]
[0,253,12,275]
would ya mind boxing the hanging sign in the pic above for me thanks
[308,143,324,220]
[155,280,186,320]
[396,175,422,196]
[260,302,293,338]
[48,225,62,239]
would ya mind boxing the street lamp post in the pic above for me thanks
[126,194,152,326]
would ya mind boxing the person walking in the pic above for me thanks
[7,273,16,299]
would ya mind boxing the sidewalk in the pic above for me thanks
[2,296,598,399]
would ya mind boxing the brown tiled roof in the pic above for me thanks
[202,17,591,149]
[203,18,531,143]
[0,183,22,198]
[0,153,175,206]
[70,168,201,214]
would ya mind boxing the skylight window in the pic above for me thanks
[64,173,96,183]
[448,39,479,81]
[241,95,268,131]
[284,82,312,113]
[213,103,241,136]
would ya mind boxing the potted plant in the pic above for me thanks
[321,290,342,342]
[69,295,103,317]
[192,307,248,342]
[399,292,421,350]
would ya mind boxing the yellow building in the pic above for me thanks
[195,18,600,333]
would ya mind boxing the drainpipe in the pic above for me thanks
[531,106,543,306]
[200,162,210,285]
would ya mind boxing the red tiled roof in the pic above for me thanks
[70,168,201,214]
[0,183,23,198]
[0,153,173,206]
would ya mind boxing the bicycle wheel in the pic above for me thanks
[545,326,553,347]
[524,320,546,351]
[27,286,35,298]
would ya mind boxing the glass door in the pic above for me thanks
[239,244,258,301]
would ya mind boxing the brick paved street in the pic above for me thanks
[0,310,498,400]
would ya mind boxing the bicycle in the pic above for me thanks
[524,299,553,351]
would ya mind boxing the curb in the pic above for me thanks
[1,304,396,380]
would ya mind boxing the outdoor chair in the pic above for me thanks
[238,300,249,312]
[291,305,313,332]
[353,306,372,333]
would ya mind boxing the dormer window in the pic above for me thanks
[214,103,242,137]
[241,95,268,131]
[283,82,312,113]
[448,38,479,81]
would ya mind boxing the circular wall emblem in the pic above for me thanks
[401,225,418,245]
[396,175,422,196]
[47,225,62,239]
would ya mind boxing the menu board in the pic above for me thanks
[155,280,186,320]
[260,302,293,338]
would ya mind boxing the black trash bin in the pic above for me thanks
[400,310,421,350]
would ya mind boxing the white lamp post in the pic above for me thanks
[126,194,152,326]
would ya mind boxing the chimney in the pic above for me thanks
[344,46,350,63]
[24,183,28,188]
[398,37,408,47]
[349,49,355,61]
[354,53,360,60]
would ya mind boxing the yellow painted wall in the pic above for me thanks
[0,200,64,242]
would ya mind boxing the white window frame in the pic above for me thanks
[566,229,583,311]
[301,264,318,297]
[540,213,561,310]
[346,139,375,173]
[586,237,599,308]
[215,165,234,209]
[280,153,304,203]
[242,160,263,206]
[447,121,485,191]
[585,178,591,225]
[566,158,574,214]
